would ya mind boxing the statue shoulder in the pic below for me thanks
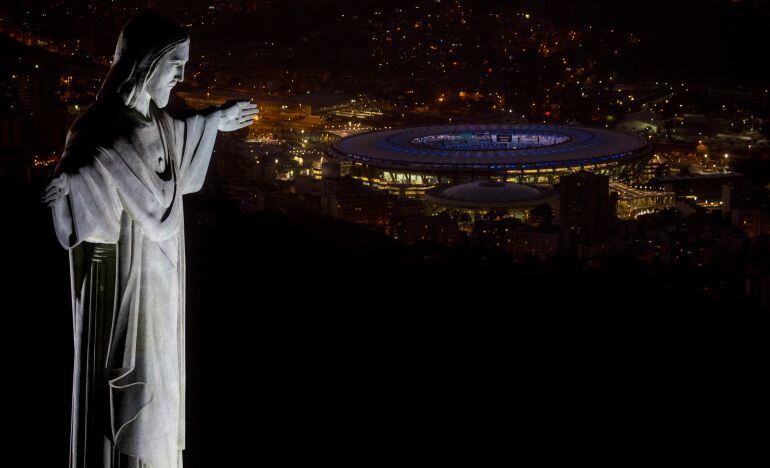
[57,101,140,174]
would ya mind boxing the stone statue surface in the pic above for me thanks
[41,11,258,468]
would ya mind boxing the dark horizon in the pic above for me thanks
[2,0,769,86]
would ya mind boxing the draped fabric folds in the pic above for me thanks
[52,103,220,468]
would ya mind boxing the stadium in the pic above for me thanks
[327,124,652,196]
[425,181,558,226]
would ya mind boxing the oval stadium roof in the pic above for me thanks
[329,123,650,173]
[426,181,556,209]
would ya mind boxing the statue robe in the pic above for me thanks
[52,103,220,468]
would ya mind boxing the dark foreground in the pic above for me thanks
[3,177,766,466]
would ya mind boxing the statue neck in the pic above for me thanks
[133,93,151,119]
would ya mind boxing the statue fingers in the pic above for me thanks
[46,181,64,192]
[43,185,62,198]
[236,103,258,112]
[240,109,260,119]
[41,192,59,204]
[238,113,258,123]
[239,110,259,119]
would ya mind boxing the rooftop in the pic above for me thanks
[426,181,556,209]
[330,124,649,172]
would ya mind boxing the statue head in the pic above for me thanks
[144,40,189,108]
[98,11,189,110]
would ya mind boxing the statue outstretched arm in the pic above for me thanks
[167,101,257,195]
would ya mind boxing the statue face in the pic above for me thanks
[146,40,190,109]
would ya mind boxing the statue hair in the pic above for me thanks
[97,11,189,109]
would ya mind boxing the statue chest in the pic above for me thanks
[130,123,177,208]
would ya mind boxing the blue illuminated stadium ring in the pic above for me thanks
[329,124,649,173]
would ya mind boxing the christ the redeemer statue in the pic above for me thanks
[41,12,258,468]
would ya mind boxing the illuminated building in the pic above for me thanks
[328,124,651,196]
[320,177,424,226]
[425,181,557,229]
[0,114,23,150]
[211,137,278,183]
[609,181,675,219]
[16,71,59,113]
[617,110,662,134]
[650,172,745,209]
[16,71,68,151]
[247,100,323,132]
[390,213,462,246]
[474,219,560,260]
[326,100,384,119]
[730,208,767,239]
[321,189,390,225]
[511,228,560,259]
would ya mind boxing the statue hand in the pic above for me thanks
[219,100,259,132]
[41,173,69,207]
